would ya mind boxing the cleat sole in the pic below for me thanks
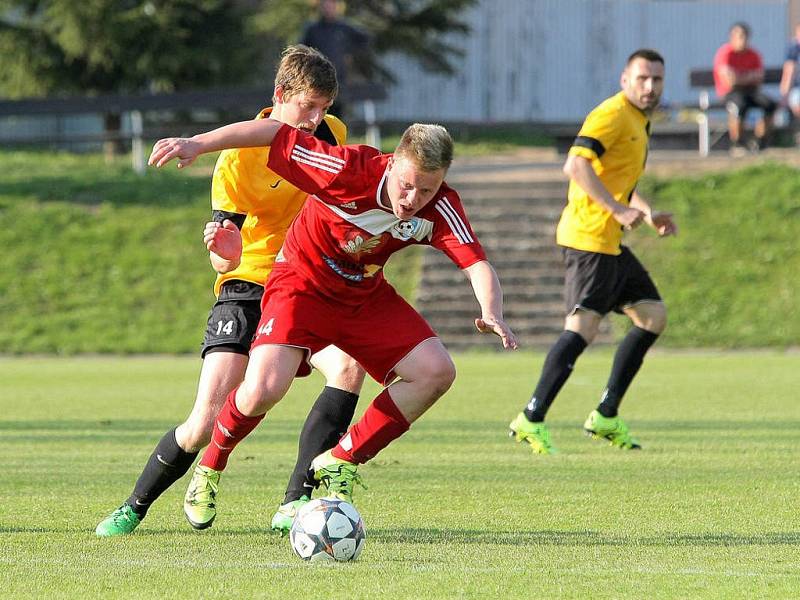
[184,512,215,530]
[584,428,642,450]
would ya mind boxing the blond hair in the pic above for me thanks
[394,123,454,172]
[273,44,338,103]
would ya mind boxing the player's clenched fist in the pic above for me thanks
[204,219,242,263]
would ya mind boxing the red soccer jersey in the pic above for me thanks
[713,43,763,96]
[266,124,486,304]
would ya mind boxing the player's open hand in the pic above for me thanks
[647,211,678,237]
[475,317,519,350]
[204,219,242,262]
[148,137,202,169]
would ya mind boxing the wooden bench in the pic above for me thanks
[689,66,783,155]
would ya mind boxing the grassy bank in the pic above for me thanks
[1,151,798,352]
[634,162,800,348]
[0,150,420,354]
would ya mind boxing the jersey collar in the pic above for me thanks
[376,170,392,213]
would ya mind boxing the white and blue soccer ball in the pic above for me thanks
[289,498,366,562]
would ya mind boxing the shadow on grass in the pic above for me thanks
[1,419,310,447]
[0,418,316,433]
[412,419,800,435]
[7,526,799,549]
[6,418,800,433]
[367,528,800,547]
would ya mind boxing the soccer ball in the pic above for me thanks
[289,497,366,562]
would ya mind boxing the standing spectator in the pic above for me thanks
[713,22,777,153]
[301,0,370,119]
[779,22,800,142]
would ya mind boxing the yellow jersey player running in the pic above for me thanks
[509,49,678,454]
[96,45,365,536]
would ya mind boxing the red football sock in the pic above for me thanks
[332,388,410,464]
[200,387,264,471]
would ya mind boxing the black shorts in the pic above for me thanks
[562,245,661,316]
[724,89,777,118]
[200,280,264,358]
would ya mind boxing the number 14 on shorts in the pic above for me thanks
[215,320,235,336]
[258,318,275,336]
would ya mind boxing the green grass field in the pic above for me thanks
[1,151,799,352]
[3,351,799,598]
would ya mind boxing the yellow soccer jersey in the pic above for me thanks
[210,108,347,296]
[556,91,650,255]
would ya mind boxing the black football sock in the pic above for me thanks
[283,386,359,504]
[125,427,197,519]
[523,331,587,422]
[597,326,659,418]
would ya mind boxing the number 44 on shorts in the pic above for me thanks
[258,318,275,336]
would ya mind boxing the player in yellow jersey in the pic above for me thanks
[509,49,678,455]
[96,45,365,536]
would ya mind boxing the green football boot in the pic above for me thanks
[508,412,557,455]
[583,410,641,449]
[184,465,221,530]
[311,450,366,504]
[270,495,311,535]
[95,504,141,537]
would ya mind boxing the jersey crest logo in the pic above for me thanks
[340,201,358,209]
[391,220,416,241]
[390,216,433,242]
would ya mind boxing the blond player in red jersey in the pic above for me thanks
[148,117,518,519]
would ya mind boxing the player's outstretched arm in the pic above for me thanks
[204,219,243,273]
[149,119,285,169]
[462,260,519,350]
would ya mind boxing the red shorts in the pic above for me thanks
[253,265,437,385]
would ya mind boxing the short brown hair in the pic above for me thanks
[394,123,454,172]
[626,48,665,67]
[273,44,338,103]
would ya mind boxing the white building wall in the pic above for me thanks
[377,0,788,123]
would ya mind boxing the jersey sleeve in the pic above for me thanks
[568,103,622,161]
[714,44,732,69]
[267,124,379,204]
[429,192,487,269]
[786,43,800,62]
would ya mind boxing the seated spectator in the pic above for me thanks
[780,23,800,140]
[713,22,777,153]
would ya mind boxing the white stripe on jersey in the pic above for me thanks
[435,197,474,244]
[291,151,342,174]
[293,144,345,169]
[294,143,346,165]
